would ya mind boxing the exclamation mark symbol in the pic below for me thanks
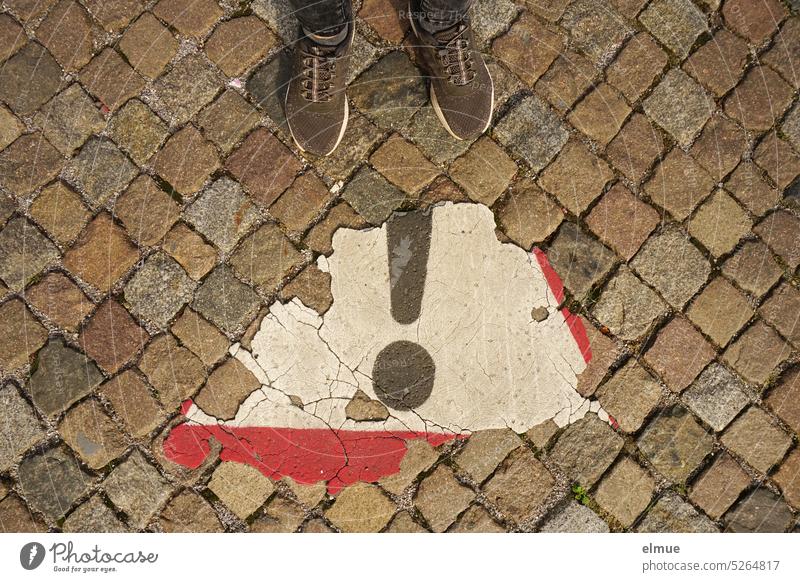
[372,211,436,411]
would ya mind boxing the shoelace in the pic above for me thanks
[300,46,337,103]
[436,25,476,86]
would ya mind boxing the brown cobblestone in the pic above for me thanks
[162,223,218,280]
[67,137,138,209]
[722,0,786,45]
[722,240,783,298]
[119,12,178,79]
[100,370,165,438]
[607,33,667,103]
[539,140,613,215]
[0,106,24,151]
[684,29,749,98]
[151,53,222,126]
[586,184,659,260]
[194,357,260,420]
[592,266,667,341]
[535,50,598,113]
[606,113,664,184]
[549,414,623,487]
[325,482,393,532]
[644,317,716,393]
[26,272,92,332]
[63,213,139,292]
[496,179,562,249]
[197,90,259,154]
[205,16,276,78]
[596,360,662,433]
[754,210,800,270]
[0,132,64,197]
[0,216,59,291]
[104,449,173,528]
[18,445,92,521]
[645,149,714,221]
[723,320,791,385]
[568,83,630,145]
[725,162,780,217]
[115,176,180,246]
[59,398,128,469]
[764,18,800,88]
[35,0,95,71]
[560,0,631,65]
[689,453,750,520]
[358,0,409,44]
[28,338,103,416]
[415,464,473,532]
[160,489,223,532]
[153,125,219,197]
[83,0,143,32]
[270,173,332,236]
[774,449,800,509]
[138,333,206,409]
[80,48,145,111]
[0,43,62,116]
[492,12,563,86]
[576,323,621,397]
[638,406,714,482]
[153,0,222,38]
[80,299,148,374]
[278,264,333,315]
[226,128,301,209]
[0,13,26,63]
[0,299,47,373]
[595,457,654,528]
[722,406,792,473]
[450,138,517,206]
[687,276,754,347]
[689,115,747,182]
[725,66,793,132]
[34,84,104,156]
[754,132,800,189]
[369,135,439,196]
[171,308,229,366]
[230,223,304,292]
[688,190,752,258]
[761,284,800,346]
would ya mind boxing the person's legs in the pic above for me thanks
[287,0,350,36]
[416,0,474,33]
[285,0,354,157]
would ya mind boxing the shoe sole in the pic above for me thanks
[408,1,494,141]
[285,90,350,157]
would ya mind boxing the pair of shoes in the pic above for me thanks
[285,5,494,157]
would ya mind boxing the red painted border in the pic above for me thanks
[533,247,593,364]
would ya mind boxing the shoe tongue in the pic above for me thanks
[433,23,466,43]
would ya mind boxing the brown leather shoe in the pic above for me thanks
[408,3,493,140]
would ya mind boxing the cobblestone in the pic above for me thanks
[689,453,751,520]
[18,445,91,522]
[639,0,708,59]
[722,240,783,298]
[124,252,196,328]
[761,284,800,347]
[644,317,715,392]
[0,383,45,472]
[79,300,148,374]
[415,465,473,532]
[725,488,793,533]
[30,180,91,246]
[687,276,754,347]
[637,406,714,482]
[59,398,128,469]
[549,414,624,487]
[592,267,667,341]
[595,457,654,528]
[683,363,750,432]
[540,502,609,533]
[723,321,791,385]
[29,338,104,416]
[326,482,394,533]
[722,406,792,473]
[0,299,47,373]
[636,492,717,533]
[104,450,172,528]
[596,360,662,433]
[34,84,105,156]
[539,140,614,215]
[644,69,713,148]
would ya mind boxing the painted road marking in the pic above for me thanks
[164,203,606,492]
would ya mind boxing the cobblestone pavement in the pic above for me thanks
[1,0,800,533]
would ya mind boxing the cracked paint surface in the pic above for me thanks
[164,203,603,492]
